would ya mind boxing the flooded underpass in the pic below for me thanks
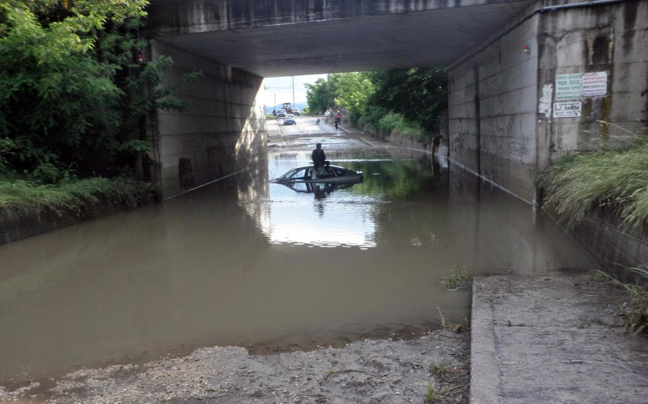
[0,141,592,392]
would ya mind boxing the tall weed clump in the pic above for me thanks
[539,126,648,231]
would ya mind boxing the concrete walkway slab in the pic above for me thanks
[471,273,648,404]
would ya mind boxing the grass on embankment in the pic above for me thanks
[590,269,648,334]
[540,134,648,334]
[0,177,157,215]
[538,140,648,231]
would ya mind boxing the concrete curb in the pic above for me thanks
[470,278,502,404]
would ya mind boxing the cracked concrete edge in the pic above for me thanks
[470,277,502,404]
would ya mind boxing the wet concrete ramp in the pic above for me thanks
[471,274,648,404]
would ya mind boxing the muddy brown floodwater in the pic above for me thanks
[0,134,591,398]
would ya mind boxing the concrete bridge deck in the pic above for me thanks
[147,0,535,77]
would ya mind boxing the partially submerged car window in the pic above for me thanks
[290,182,309,192]
[325,167,337,177]
[285,168,305,180]
[334,167,351,176]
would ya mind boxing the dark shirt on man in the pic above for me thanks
[312,148,326,166]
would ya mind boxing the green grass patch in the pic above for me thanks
[424,383,461,403]
[424,382,437,403]
[429,360,451,377]
[0,177,156,215]
[623,266,648,334]
[441,265,470,289]
[625,282,648,334]
[539,135,648,230]
[589,269,648,335]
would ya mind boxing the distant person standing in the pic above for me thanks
[432,134,442,155]
[334,110,342,130]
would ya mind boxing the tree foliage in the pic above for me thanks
[305,68,447,142]
[305,76,337,114]
[368,68,447,133]
[0,0,199,182]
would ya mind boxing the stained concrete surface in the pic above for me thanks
[471,273,648,404]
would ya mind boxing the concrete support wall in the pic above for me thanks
[449,11,540,203]
[449,0,648,276]
[449,0,648,203]
[535,0,648,282]
[536,0,648,169]
[571,213,648,283]
[150,42,267,198]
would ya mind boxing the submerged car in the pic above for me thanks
[277,181,356,195]
[272,164,363,184]
[283,114,296,125]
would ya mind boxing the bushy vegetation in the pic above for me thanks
[368,68,448,135]
[0,176,156,215]
[358,109,422,140]
[539,129,648,231]
[305,68,447,144]
[0,0,199,185]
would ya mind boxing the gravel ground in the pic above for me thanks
[0,331,469,404]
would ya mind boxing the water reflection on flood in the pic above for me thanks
[0,147,591,384]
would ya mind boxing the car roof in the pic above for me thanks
[290,165,352,171]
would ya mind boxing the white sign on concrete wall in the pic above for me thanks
[554,102,582,118]
[582,72,607,97]
[538,84,553,118]
[555,74,582,100]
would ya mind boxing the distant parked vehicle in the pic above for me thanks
[282,102,293,114]
[283,114,296,125]
[292,108,301,116]
[277,109,287,117]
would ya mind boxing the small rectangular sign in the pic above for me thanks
[555,73,582,100]
[582,72,607,97]
[554,102,582,118]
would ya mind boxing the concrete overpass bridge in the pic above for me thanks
[145,0,648,204]
[147,0,534,78]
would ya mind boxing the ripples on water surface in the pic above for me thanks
[0,148,590,383]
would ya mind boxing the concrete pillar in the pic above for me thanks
[148,42,267,198]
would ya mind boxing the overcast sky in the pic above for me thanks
[262,74,327,108]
